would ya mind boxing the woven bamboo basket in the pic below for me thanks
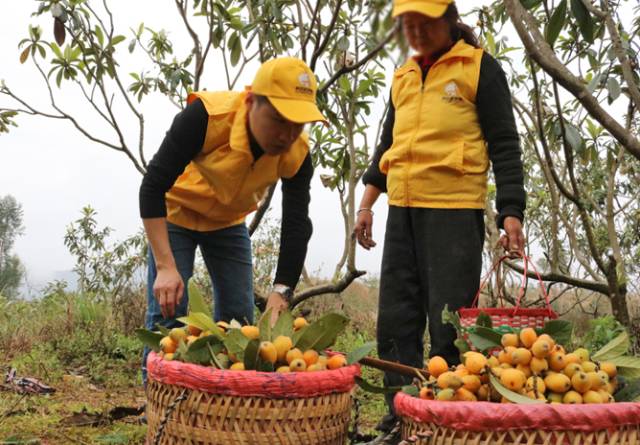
[145,351,359,445]
[395,392,640,445]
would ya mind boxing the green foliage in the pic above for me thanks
[0,110,18,134]
[478,0,640,328]
[540,319,573,347]
[0,195,25,299]
[293,313,349,352]
[64,206,146,304]
[347,341,376,365]
[583,315,626,353]
[250,213,280,295]
[467,327,501,352]
[545,0,567,47]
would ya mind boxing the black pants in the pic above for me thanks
[377,206,484,413]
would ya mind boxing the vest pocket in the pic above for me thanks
[462,141,489,174]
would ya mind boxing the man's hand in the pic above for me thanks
[499,216,526,257]
[153,267,184,319]
[354,209,377,250]
[266,291,288,325]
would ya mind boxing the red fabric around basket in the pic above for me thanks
[146,351,360,398]
[394,392,640,432]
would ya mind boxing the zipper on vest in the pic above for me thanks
[406,73,426,207]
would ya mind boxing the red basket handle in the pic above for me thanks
[470,255,552,313]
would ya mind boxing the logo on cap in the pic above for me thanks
[296,72,313,96]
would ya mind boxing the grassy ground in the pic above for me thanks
[0,281,387,444]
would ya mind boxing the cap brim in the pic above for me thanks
[268,96,328,125]
[392,2,448,18]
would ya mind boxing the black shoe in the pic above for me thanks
[375,413,398,433]
[358,423,401,445]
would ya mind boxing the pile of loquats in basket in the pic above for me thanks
[418,328,621,404]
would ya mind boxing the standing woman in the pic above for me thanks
[354,0,526,433]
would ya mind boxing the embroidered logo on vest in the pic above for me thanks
[443,81,462,103]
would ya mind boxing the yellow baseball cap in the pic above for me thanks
[251,57,327,124]
[392,0,453,18]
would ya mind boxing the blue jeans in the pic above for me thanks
[142,222,254,385]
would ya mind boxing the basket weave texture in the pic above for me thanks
[459,255,558,331]
[145,351,359,445]
[395,392,640,445]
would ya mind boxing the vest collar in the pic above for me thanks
[396,39,477,76]
[229,91,254,160]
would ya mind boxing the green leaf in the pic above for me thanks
[605,356,640,379]
[50,42,63,59]
[489,373,545,404]
[111,35,126,46]
[177,313,224,339]
[258,308,273,341]
[402,385,420,397]
[541,319,573,346]
[212,349,230,369]
[354,376,406,394]
[564,124,584,152]
[607,77,621,102]
[474,326,503,344]
[570,0,594,43]
[135,328,163,352]
[592,331,629,361]
[441,305,462,333]
[476,311,493,328]
[229,33,241,67]
[545,0,567,47]
[243,339,261,370]
[347,341,376,365]
[521,0,542,9]
[294,313,349,352]
[272,310,294,339]
[454,338,471,355]
[614,378,640,402]
[467,331,500,352]
[223,328,250,362]
[95,25,105,47]
[337,36,349,51]
[184,336,223,365]
[188,279,210,316]
[155,324,171,336]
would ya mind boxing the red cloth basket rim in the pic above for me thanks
[146,351,360,399]
[394,392,640,432]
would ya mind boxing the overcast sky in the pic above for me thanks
[1,1,496,296]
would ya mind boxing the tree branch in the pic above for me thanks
[310,0,343,71]
[301,0,321,62]
[319,24,397,95]
[503,0,640,160]
[503,259,609,295]
[290,269,366,307]
[248,184,276,237]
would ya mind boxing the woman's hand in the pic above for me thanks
[499,216,525,257]
[354,209,377,250]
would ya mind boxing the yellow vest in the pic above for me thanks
[165,91,309,231]
[380,40,488,208]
